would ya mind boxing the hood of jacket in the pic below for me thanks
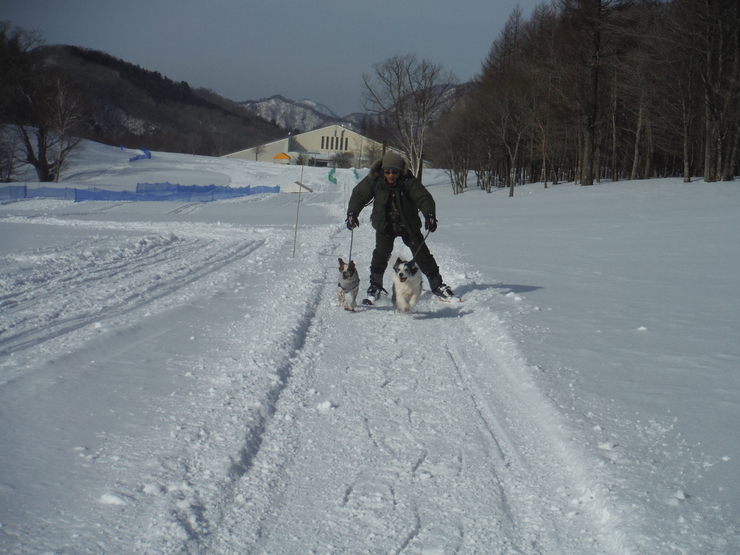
[368,156,411,181]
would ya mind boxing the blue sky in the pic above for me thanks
[1,0,542,116]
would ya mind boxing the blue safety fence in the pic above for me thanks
[139,182,279,199]
[1,184,86,202]
[1,182,279,202]
[129,147,152,162]
[77,183,279,202]
[0,185,28,201]
[27,186,77,200]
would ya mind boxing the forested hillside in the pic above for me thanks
[48,45,286,155]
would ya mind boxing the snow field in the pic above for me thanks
[1,142,738,553]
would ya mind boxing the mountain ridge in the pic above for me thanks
[237,95,363,133]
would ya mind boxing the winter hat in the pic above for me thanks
[381,152,405,170]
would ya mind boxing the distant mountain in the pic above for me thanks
[237,95,360,133]
[237,83,471,138]
[295,99,341,120]
[343,112,380,129]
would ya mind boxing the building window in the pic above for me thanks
[344,138,349,150]
[321,136,325,149]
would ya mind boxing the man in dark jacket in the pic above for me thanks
[345,152,454,303]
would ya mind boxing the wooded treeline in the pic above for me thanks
[430,0,740,194]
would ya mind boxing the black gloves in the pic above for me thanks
[346,212,359,230]
[347,211,435,231]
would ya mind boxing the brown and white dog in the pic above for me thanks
[338,258,360,311]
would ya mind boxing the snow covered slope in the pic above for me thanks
[238,95,350,132]
[1,142,738,553]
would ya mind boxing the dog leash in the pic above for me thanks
[410,229,432,263]
[348,228,354,262]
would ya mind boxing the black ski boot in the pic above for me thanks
[429,273,455,300]
[362,273,387,305]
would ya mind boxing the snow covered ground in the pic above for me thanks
[1,142,739,554]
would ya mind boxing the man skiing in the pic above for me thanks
[345,152,454,305]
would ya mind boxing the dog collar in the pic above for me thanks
[338,276,360,291]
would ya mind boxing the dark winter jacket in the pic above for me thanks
[347,158,436,236]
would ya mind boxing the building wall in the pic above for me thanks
[223,125,384,167]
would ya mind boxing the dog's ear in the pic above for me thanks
[348,260,355,270]
[338,257,344,267]
[394,257,402,266]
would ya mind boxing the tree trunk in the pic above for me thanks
[611,84,619,182]
[682,121,691,182]
[724,125,739,181]
[541,132,548,188]
[643,118,653,178]
[582,124,594,185]
[581,24,600,187]
[704,95,717,182]
[630,99,644,180]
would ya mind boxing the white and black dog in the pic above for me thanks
[338,258,360,311]
[391,257,423,313]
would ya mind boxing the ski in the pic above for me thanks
[434,295,464,303]
[424,284,461,303]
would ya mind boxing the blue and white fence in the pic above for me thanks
[0,182,280,203]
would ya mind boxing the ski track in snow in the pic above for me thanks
[0,192,719,554]
[189,233,635,555]
[48,208,638,555]
[0,217,265,372]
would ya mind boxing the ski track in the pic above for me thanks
[1,202,648,554]
[129,212,642,554]
[0,217,267,377]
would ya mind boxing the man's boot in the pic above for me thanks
[363,271,387,305]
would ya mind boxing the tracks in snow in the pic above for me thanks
[194,232,637,554]
[0,217,266,368]
[2,212,639,553]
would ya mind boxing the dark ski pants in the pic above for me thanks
[370,228,440,287]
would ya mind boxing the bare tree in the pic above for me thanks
[13,75,86,182]
[1,23,85,182]
[362,54,459,175]
[521,4,560,188]
[557,0,623,185]
[0,126,19,182]
[427,0,739,187]
[331,151,354,168]
[253,144,265,161]
[361,140,383,168]
[478,7,534,196]
[431,99,474,194]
